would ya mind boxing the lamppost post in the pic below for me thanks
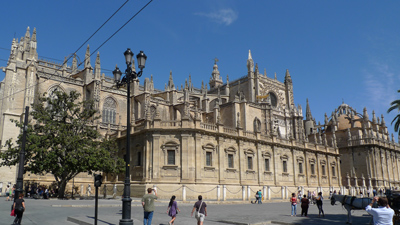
[114,48,147,225]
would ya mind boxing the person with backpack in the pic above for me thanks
[12,193,25,225]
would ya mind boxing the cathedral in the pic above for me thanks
[0,27,399,199]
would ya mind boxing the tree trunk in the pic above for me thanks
[58,179,69,199]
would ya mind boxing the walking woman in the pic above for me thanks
[167,195,180,225]
[13,193,25,225]
[315,192,325,217]
[290,193,298,216]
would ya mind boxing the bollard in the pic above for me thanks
[242,186,246,201]
[247,186,251,201]
[81,184,84,196]
[182,185,186,202]
[263,186,267,201]
[281,186,285,199]
[217,185,221,201]
[285,186,288,199]
[223,185,226,201]
[113,184,117,198]
[267,186,271,200]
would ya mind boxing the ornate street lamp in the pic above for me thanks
[113,48,147,225]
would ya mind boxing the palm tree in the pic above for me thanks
[388,90,400,132]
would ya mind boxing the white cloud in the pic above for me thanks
[363,61,400,126]
[195,9,238,26]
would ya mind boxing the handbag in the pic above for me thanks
[195,201,204,218]
[10,209,15,217]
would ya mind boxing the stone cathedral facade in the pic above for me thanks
[0,27,399,199]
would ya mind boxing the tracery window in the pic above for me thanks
[269,92,277,107]
[102,97,117,124]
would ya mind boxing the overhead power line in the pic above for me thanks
[0,0,153,102]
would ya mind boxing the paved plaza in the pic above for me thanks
[0,197,374,225]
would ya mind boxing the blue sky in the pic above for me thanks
[1,0,400,139]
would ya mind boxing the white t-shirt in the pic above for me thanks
[365,205,394,225]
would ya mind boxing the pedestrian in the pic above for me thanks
[167,195,180,225]
[257,190,263,204]
[360,190,363,198]
[329,191,332,199]
[379,189,383,196]
[365,197,394,225]
[141,188,158,225]
[315,192,325,217]
[5,185,10,201]
[12,193,25,225]
[373,189,377,197]
[11,185,16,201]
[191,195,207,225]
[290,193,297,217]
[367,189,370,198]
[301,194,310,217]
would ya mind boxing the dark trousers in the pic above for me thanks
[317,204,324,216]
[13,211,23,225]
[301,206,308,216]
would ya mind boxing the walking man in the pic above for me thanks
[191,195,207,225]
[142,188,158,225]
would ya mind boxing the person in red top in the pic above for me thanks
[290,193,298,216]
[300,194,310,217]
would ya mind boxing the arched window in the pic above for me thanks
[269,92,277,107]
[253,117,261,133]
[102,97,117,124]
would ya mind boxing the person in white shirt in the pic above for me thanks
[365,196,394,225]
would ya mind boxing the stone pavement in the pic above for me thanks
[0,196,373,225]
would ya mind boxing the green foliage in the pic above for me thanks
[388,90,400,133]
[0,90,124,198]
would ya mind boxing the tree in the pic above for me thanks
[0,90,124,199]
[388,90,400,132]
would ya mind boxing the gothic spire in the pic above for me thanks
[168,71,175,90]
[84,45,91,68]
[246,50,254,72]
[72,53,77,72]
[32,27,37,42]
[284,69,292,84]
[25,27,30,40]
[306,98,313,121]
[363,107,369,121]
[372,110,377,124]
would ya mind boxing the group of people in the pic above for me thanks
[290,192,325,217]
[141,188,207,225]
